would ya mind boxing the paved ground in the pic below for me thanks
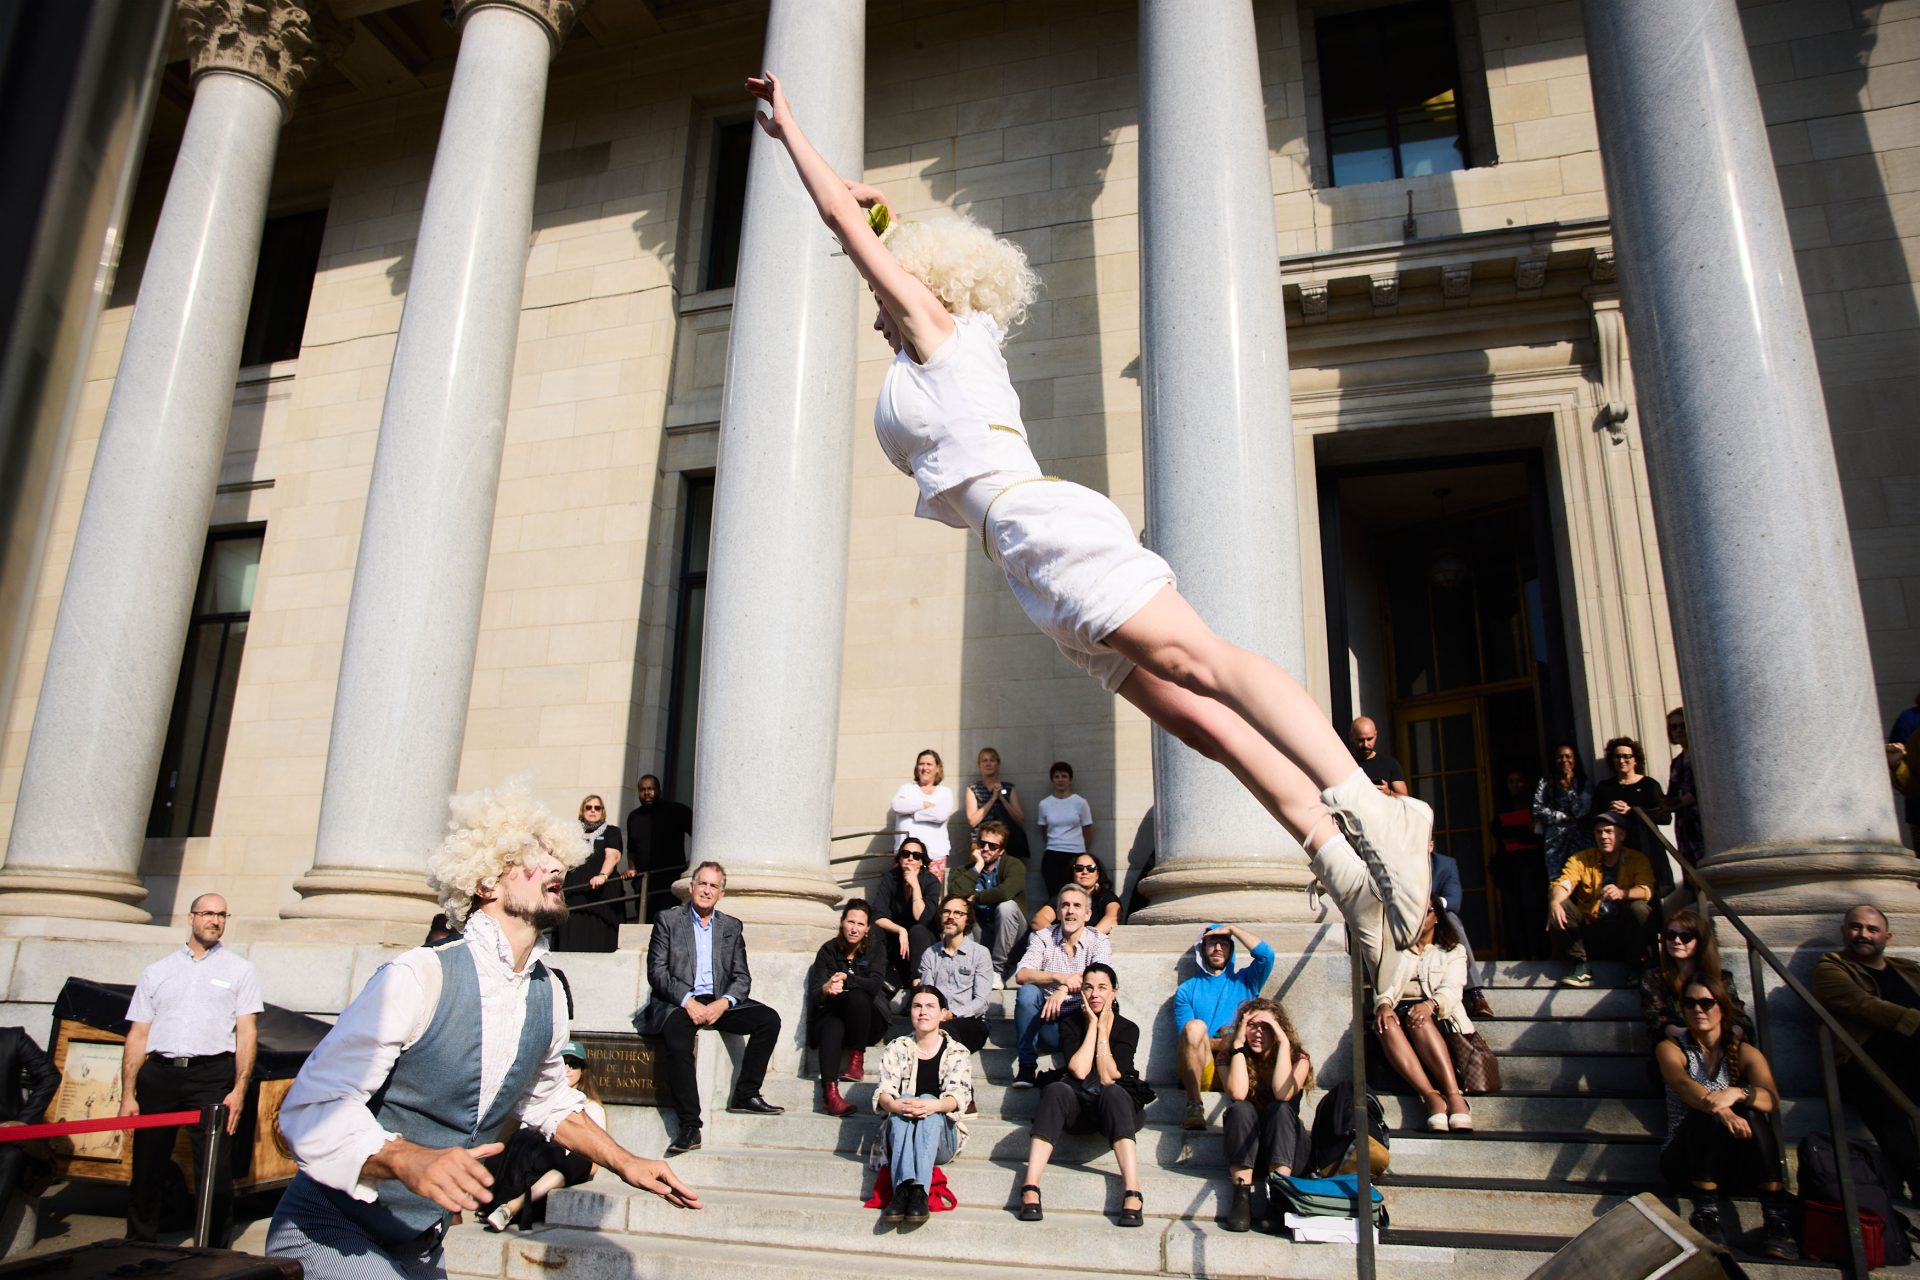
[13,1182,277,1259]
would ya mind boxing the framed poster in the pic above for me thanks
[50,1039,125,1161]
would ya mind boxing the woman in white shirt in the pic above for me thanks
[891,749,956,879]
[1373,899,1475,1134]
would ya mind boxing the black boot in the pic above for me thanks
[1758,1192,1797,1260]
[1687,1197,1724,1246]
[1223,1183,1253,1233]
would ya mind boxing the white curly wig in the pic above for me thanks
[886,212,1040,331]
[426,775,589,927]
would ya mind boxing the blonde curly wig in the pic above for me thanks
[427,775,589,927]
[886,212,1040,332]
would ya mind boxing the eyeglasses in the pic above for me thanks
[1610,752,1636,761]
[1073,863,1099,873]
[1662,929,1698,943]
[190,911,229,920]
[979,841,1004,851]
[1680,996,1718,1012]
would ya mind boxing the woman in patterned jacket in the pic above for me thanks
[872,985,972,1225]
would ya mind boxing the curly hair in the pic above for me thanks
[426,776,589,927]
[1232,996,1315,1094]
[1604,735,1646,772]
[886,212,1040,332]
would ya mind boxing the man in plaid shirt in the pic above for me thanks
[1009,885,1113,1089]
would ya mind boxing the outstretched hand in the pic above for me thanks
[746,71,795,140]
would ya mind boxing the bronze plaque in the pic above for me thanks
[573,1032,658,1105]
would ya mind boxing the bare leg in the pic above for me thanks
[1407,1019,1468,1111]
[1179,1019,1215,1104]
[525,1168,568,1204]
[1114,1137,1140,1192]
[1229,1164,1254,1186]
[1375,1015,1443,1117]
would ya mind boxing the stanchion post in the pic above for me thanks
[1351,950,1375,1278]
[193,1102,227,1249]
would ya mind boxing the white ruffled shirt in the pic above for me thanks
[276,912,586,1200]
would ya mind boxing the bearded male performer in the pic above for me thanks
[268,779,699,1277]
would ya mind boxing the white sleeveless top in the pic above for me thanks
[874,311,1044,531]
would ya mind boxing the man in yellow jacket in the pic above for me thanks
[1545,812,1654,987]
[1812,905,1920,1202]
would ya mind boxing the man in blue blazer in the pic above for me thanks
[634,861,784,1154]
[1430,845,1495,1019]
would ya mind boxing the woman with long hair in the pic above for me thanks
[870,837,942,986]
[892,749,957,880]
[1374,896,1476,1133]
[1640,909,1754,1046]
[1654,974,1794,1257]
[746,70,1432,993]
[806,899,891,1117]
[1218,996,1314,1233]
[552,795,623,952]
[1532,742,1591,883]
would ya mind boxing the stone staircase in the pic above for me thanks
[445,952,1920,1280]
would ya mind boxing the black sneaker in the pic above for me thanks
[665,1125,702,1156]
[1011,1062,1037,1089]
[1687,1202,1724,1246]
[1758,1208,1798,1260]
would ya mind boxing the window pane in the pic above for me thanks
[1318,1,1468,186]
[239,209,327,366]
[148,622,224,838]
[197,534,262,615]
[190,621,248,835]
[1328,116,1396,187]
[704,122,752,290]
[683,481,714,576]
[668,582,705,803]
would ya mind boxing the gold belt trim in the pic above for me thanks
[979,475,1061,559]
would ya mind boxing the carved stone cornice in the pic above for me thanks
[1587,292,1631,441]
[177,0,349,116]
[1298,281,1329,325]
[451,0,591,55]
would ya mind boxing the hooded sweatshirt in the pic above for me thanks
[1172,926,1275,1036]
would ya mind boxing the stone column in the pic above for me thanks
[1130,0,1315,923]
[685,0,865,928]
[0,1,340,925]
[1584,0,1917,915]
[290,0,583,923]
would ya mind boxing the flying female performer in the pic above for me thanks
[745,72,1431,978]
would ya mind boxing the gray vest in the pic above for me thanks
[294,938,554,1246]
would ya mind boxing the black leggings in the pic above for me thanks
[1222,1097,1308,1175]
[1031,1079,1139,1146]
[814,992,881,1078]
[1660,1108,1782,1189]
[944,1016,990,1053]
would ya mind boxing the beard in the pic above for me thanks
[504,893,569,933]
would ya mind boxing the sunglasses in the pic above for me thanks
[1611,753,1636,761]
[1662,929,1698,943]
[1073,863,1099,873]
[1680,996,1718,1012]
[979,841,1004,851]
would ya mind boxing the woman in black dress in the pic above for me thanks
[806,899,891,1117]
[553,794,622,952]
[1589,736,1673,898]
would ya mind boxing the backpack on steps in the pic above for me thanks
[1309,1079,1391,1179]
[1797,1132,1914,1266]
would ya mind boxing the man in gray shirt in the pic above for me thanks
[919,895,993,1055]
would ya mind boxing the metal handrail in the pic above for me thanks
[1631,804,1918,1277]
[1351,945,1377,1277]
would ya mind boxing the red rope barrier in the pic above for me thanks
[0,1109,202,1143]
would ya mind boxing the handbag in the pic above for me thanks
[864,1164,958,1213]
[1802,1199,1887,1269]
[1442,1026,1502,1095]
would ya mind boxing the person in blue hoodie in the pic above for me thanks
[1173,923,1274,1130]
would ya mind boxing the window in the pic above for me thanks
[703,121,752,290]
[238,209,327,367]
[663,479,713,802]
[1317,1,1469,187]
[148,529,263,838]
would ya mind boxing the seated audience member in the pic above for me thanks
[871,838,942,987]
[1812,904,1920,1202]
[633,861,784,1156]
[1640,908,1753,1047]
[1374,897,1476,1132]
[1016,964,1148,1228]
[873,985,972,1226]
[919,895,994,1057]
[1011,885,1113,1089]
[1655,975,1794,1257]
[807,899,890,1118]
[1028,853,1122,936]
[484,1042,606,1230]
[1429,843,1494,1019]
[0,1023,58,1217]
[1173,923,1275,1131]
[945,820,1028,982]
[423,913,459,945]
[1547,812,1655,987]
[1218,998,1313,1233]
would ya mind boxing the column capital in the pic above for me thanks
[451,0,591,56]
[177,0,349,117]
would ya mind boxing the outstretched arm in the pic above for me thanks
[746,71,952,361]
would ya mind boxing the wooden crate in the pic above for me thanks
[46,1019,295,1190]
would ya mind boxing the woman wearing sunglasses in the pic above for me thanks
[870,838,943,986]
[1026,856,1122,936]
[1654,974,1795,1257]
[1640,909,1755,1047]
[552,795,623,953]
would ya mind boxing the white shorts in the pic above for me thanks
[985,479,1176,693]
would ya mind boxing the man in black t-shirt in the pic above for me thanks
[624,774,694,923]
[1349,716,1407,796]
[1813,904,1920,1200]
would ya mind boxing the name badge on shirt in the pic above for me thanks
[209,978,233,989]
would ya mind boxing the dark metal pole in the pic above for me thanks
[1351,946,1376,1278]
[192,1103,227,1249]
[1819,1028,1870,1278]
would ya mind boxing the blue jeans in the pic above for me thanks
[887,1095,958,1188]
[1014,982,1065,1068]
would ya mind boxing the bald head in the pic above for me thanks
[186,892,229,951]
[1843,904,1891,968]
[1350,717,1379,758]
